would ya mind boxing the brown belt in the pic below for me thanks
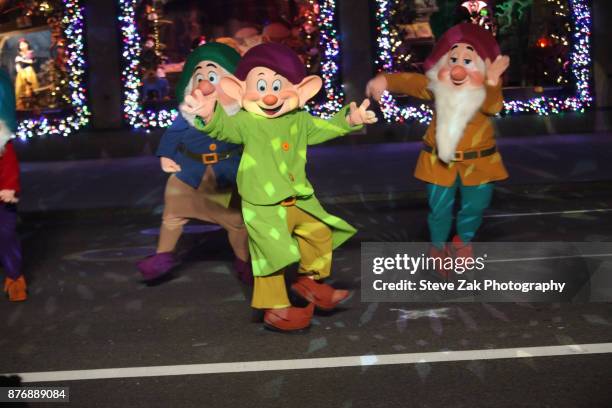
[179,146,241,165]
[422,144,497,161]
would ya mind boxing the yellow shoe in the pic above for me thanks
[4,276,27,302]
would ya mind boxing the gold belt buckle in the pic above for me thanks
[281,197,297,207]
[202,153,218,164]
[453,151,464,162]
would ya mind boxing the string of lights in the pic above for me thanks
[117,0,344,129]
[305,0,344,118]
[16,0,89,139]
[373,0,592,123]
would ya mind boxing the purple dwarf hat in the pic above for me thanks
[234,42,306,84]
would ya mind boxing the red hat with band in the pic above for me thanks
[423,23,500,72]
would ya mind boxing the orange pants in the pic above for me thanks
[251,205,333,309]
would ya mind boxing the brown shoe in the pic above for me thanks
[4,276,27,302]
[291,277,349,311]
[263,304,314,332]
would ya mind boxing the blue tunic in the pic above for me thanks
[156,115,241,189]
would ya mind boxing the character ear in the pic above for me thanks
[220,76,246,106]
[296,75,323,107]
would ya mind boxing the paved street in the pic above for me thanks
[2,134,612,407]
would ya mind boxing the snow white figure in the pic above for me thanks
[14,39,39,110]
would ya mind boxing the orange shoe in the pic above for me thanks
[4,276,27,302]
[263,303,314,332]
[428,245,452,280]
[450,235,474,259]
[291,276,350,311]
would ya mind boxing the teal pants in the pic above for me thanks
[426,177,494,248]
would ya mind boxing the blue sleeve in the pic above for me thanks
[156,115,190,159]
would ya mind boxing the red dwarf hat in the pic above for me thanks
[234,42,306,84]
[423,23,500,72]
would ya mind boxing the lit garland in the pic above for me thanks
[117,0,344,129]
[373,0,592,123]
[305,0,344,118]
[16,0,89,139]
[117,0,176,129]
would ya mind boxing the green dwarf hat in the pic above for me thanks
[0,69,17,133]
[175,42,241,103]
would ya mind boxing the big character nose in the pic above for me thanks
[196,80,216,96]
[262,94,278,106]
[450,66,468,82]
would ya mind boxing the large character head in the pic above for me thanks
[219,43,322,119]
[423,23,502,163]
[0,69,16,155]
[177,42,241,122]
[424,23,499,91]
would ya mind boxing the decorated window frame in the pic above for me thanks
[13,0,89,139]
[117,0,344,130]
[373,0,593,123]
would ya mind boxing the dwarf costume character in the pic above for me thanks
[137,43,252,285]
[184,43,377,331]
[0,69,25,302]
[368,23,509,262]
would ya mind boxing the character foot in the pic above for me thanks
[449,235,474,259]
[428,245,452,280]
[263,304,314,332]
[291,277,350,311]
[4,276,27,302]
[137,252,179,282]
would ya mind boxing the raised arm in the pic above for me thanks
[305,99,377,145]
[194,103,244,145]
[481,55,510,116]
[366,73,433,101]
[181,89,244,144]
[480,82,504,116]
[385,73,433,100]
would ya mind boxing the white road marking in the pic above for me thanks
[8,342,612,383]
[485,208,612,218]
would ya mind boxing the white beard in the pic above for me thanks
[0,120,14,156]
[426,64,486,164]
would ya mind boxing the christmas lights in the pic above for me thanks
[374,0,592,123]
[117,0,344,129]
[16,0,90,139]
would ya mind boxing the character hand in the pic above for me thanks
[485,55,510,86]
[365,75,388,102]
[0,190,18,204]
[347,99,378,127]
[160,157,182,173]
[180,89,216,123]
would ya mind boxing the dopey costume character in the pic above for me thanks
[367,23,510,270]
[182,43,377,331]
[137,43,252,285]
[0,69,25,302]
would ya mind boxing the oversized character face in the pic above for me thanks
[437,42,485,89]
[220,67,322,118]
[189,60,236,108]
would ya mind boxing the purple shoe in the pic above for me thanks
[234,258,254,286]
[137,252,179,281]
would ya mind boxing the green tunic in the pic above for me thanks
[195,105,362,276]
